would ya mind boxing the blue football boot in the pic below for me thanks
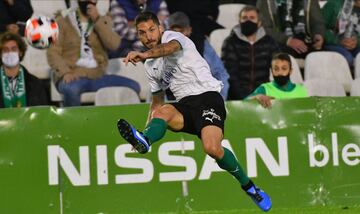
[244,183,272,212]
[117,119,150,154]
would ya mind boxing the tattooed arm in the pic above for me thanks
[123,40,181,65]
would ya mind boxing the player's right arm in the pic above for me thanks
[146,91,165,125]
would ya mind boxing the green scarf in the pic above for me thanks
[1,66,27,108]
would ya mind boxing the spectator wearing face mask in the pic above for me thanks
[108,0,169,58]
[47,0,141,106]
[0,32,48,108]
[247,52,308,108]
[221,5,280,100]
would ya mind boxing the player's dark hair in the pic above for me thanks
[0,32,27,61]
[271,52,292,70]
[135,11,160,28]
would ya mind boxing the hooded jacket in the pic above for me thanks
[221,25,279,100]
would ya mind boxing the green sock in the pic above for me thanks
[216,147,250,186]
[143,118,167,145]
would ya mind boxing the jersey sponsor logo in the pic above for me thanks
[160,65,177,87]
[202,108,221,123]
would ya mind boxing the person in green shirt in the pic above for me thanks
[247,53,308,108]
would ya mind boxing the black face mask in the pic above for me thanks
[78,1,96,15]
[273,74,290,87]
[240,20,258,36]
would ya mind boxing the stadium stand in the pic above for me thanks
[354,53,360,79]
[50,76,96,104]
[95,87,140,106]
[209,28,231,57]
[107,58,150,101]
[304,51,353,92]
[51,58,150,105]
[30,0,66,17]
[22,45,51,79]
[217,3,245,29]
[31,0,109,17]
[350,78,360,96]
[304,78,346,97]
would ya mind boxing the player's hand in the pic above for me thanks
[63,73,79,84]
[312,34,324,50]
[6,24,19,34]
[123,51,147,66]
[255,94,274,109]
[287,38,308,54]
[87,0,100,22]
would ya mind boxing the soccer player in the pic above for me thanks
[117,11,272,212]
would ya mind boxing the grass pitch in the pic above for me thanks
[189,206,360,214]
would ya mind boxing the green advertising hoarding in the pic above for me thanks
[0,98,359,214]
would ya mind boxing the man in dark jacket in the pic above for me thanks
[0,32,48,108]
[257,0,325,58]
[222,5,279,100]
[0,0,33,35]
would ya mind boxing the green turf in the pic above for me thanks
[146,206,360,214]
[189,206,360,214]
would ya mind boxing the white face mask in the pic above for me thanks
[2,51,20,68]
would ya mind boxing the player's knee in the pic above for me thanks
[152,105,174,120]
[203,143,223,159]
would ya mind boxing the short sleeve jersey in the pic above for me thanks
[144,31,222,101]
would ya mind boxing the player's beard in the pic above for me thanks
[145,37,161,49]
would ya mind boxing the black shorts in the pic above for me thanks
[170,91,226,138]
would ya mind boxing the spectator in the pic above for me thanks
[221,5,279,100]
[322,0,360,66]
[0,32,48,108]
[168,12,230,100]
[0,0,33,36]
[47,0,141,106]
[257,0,325,58]
[109,0,169,58]
[166,0,223,37]
[247,53,308,108]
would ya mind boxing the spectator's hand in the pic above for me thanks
[63,73,79,84]
[87,0,100,22]
[6,24,19,34]
[287,38,308,54]
[123,51,147,66]
[312,34,324,50]
[341,37,358,50]
[255,94,274,109]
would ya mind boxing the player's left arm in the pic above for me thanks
[145,40,181,58]
[123,40,181,65]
